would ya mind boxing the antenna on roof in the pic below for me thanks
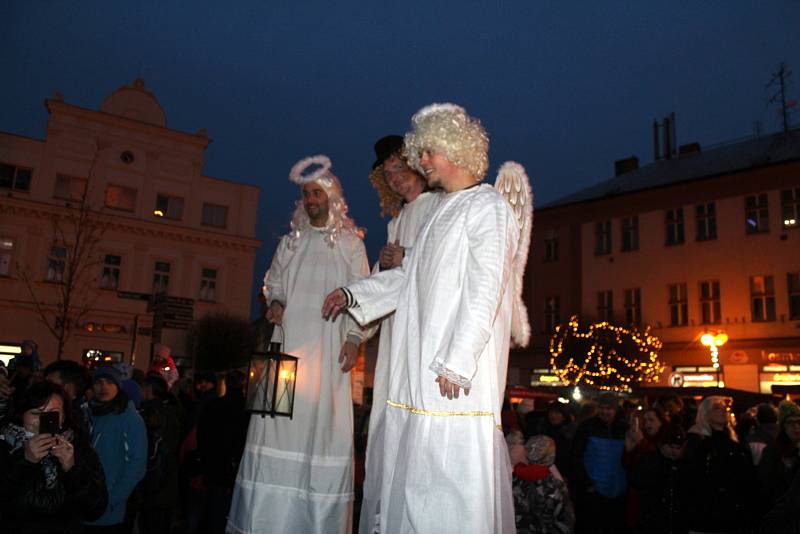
[766,62,794,133]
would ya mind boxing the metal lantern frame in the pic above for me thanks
[246,325,299,419]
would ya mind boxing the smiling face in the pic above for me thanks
[419,149,462,191]
[383,155,425,202]
[302,182,330,227]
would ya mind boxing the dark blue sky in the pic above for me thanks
[2,2,798,317]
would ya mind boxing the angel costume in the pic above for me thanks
[361,184,441,533]
[342,104,532,533]
[228,156,369,534]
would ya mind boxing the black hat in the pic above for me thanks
[372,135,404,169]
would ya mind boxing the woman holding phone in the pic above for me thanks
[0,380,107,533]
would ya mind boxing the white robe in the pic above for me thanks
[347,184,519,534]
[360,190,442,534]
[228,226,369,534]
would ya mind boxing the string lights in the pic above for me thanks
[549,315,664,392]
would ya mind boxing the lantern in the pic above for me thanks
[246,339,299,419]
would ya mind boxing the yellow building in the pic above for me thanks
[514,129,800,394]
[0,79,260,368]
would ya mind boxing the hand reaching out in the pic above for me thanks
[322,289,347,321]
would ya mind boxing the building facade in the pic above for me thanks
[513,130,800,394]
[0,79,260,368]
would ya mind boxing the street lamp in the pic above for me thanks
[701,331,728,387]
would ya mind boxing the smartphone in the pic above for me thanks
[38,411,60,435]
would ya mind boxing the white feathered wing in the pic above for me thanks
[494,161,533,347]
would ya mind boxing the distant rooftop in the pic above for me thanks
[543,128,800,209]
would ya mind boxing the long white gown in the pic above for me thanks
[347,184,519,534]
[360,190,441,534]
[228,226,369,534]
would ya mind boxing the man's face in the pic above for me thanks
[93,377,119,402]
[547,409,565,427]
[45,370,76,400]
[784,417,800,444]
[383,155,425,202]
[303,182,330,227]
[419,149,459,190]
[598,404,616,424]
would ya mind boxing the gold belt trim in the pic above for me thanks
[386,399,494,417]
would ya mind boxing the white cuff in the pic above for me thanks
[429,359,472,390]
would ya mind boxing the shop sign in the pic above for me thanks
[762,351,800,363]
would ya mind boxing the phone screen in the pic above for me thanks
[38,411,60,435]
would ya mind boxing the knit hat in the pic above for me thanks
[525,435,556,466]
[778,400,800,427]
[93,365,122,387]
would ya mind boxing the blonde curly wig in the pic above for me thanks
[404,103,489,180]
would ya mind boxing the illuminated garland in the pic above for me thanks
[549,315,664,392]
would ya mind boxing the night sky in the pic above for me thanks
[2,2,799,317]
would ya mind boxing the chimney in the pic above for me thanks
[678,142,701,157]
[614,156,639,176]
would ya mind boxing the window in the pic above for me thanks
[668,283,688,326]
[750,275,776,322]
[0,162,32,192]
[100,255,121,290]
[594,221,612,255]
[597,290,613,322]
[665,208,685,245]
[699,280,721,324]
[0,237,14,276]
[696,202,717,241]
[152,261,171,295]
[105,184,137,212]
[202,203,228,229]
[544,296,560,334]
[745,194,769,234]
[781,188,800,229]
[544,231,559,262]
[154,194,184,220]
[46,245,67,282]
[621,215,639,252]
[200,268,217,301]
[53,174,87,201]
[624,288,641,326]
[789,273,800,320]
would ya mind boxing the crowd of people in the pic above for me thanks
[0,345,249,534]
[504,392,800,534]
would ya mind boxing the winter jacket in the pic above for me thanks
[0,422,107,533]
[197,389,248,488]
[757,442,800,519]
[572,415,627,498]
[86,394,147,526]
[631,448,689,534]
[512,463,575,534]
[139,396,181,510]
[684,429,757,533]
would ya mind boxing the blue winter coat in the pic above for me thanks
[86,398,147,526]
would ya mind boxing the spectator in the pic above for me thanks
[512,434,575,534]
[9,352,36,411]
[657,393,687,429]
[137,373,181,534]
[0,380,107,533]
[149,345,179,389]
[8,339,43,374]
[44,360,92,435]
[622,406,667,531]
[759,467,800,534]
[536,401,576,482]
[684,395,757,534]
[630,422,689,534]
[747,403,779,466]
[114,363,142,410]
[195,369,249,533]
[757,400,800,520]
[571,393,627,533]
[85,365,147,533]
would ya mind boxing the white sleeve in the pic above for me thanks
[346,258,408,326]
[430,196,517,388]
[264,237,290,306]
[343,237,372,342]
